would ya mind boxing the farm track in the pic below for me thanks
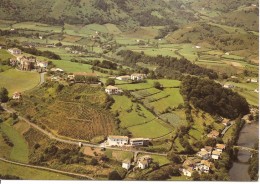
[0,157,94,180]
[1,104,168,157]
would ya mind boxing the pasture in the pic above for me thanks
[0,69,39,95]
[0,119,29,163]
[0,161,75,180]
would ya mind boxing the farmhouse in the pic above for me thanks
[137,155,152,169]
[8,48,22,55]
[181,157,200,177]
[131,73,146,81]
[122,159,131,170]
[116,75,131,81]
[107,135,129,146]
[222,118,231,126]
[105,85,120,95]
[207,130,219,139]
[50,68,64,72]
[201,146,213,154]
[19,56,36,71]
[250,78,258,83]
[129,138,150,146]
[12,92,22,100]
[182,167,193,177]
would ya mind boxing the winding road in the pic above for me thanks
[0,104,167,157]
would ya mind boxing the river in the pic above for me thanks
[229,122,259,181]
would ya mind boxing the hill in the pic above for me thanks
[9,82,115,142]
[0,0,195,29]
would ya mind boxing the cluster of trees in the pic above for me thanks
[74,76,100,84]
[155,25,179,39]
[18,47,61,60]
[0,87,9,103]
[1,131,14,147]
[92,60,117,70]
[117,50,218,79]
[180,76,249,119]
[32,145,86,165]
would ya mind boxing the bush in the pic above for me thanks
[108,170,122,180]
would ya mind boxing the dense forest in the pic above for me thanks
[180,76,249,119]
[117,50,218,79]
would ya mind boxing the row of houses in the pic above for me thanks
[10,55,48,71]
[181,144,226,177]
[116,74,147,82]
[122,155,152,170]
[106,135,150,147]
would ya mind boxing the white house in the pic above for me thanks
[250,79,258,83]
[131,73,146,81]
[36,60,48,68]
[138,160,149,169]
[215,144,226,153]
[12,92,22,100]
[223,84,234,89]
[211,150,221,160]
[8,48,22,55]
[107,135,128,146]
[116,75,131,81]
[105,85,120,95]
[129,138,150,146]
[182,167,193,177]
[122,159,131,170]
[195,160,212,174]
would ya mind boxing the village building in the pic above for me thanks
[129,138,150,146]
[12,92,22,100]
[8,48,22,55]
[222,118,231,126]
[215,144,226,152]
[19,56,37,71]
[211,150,221,160]
[131,73,146,81]
[9,58,17,66]
[207,130,220,139]
[122,159,131,170]
[181,157,200,177]
[50,68,64,72]
[107,135,129,147]
[223,84,234,89]
[105,85,120,95]
[195,160,212,174]
[242,114,253,124]
[36,60,48,68]
[201,146,213,154]
[196,150,211,160]
[116,75,131,81]
[182,167,193,177]
[137,155,152,169]
[250,78,258,83]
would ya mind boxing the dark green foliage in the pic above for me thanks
[191,171,200,181]
[0,174,21,180]
[180,76,249,119]
[0,87,9,103]
[90,158,98,166]
[105,78,115,86]
[17,47,61,60]
[108,170,122,180]
[167,152,181,164]
[153,81,162,90]
[248,142,259,181]
[117,50,218,79]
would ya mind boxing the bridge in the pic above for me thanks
[233,146,258,152]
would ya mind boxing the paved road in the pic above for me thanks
[1,104,167,157]
[0,157,94,180]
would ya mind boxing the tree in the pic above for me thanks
[191,171,200,181]
[153,81,162,90]
[106,78,115,86]
[90,158,98,166]
[0,87,9,103]
[108,170,122,180]
[167,152,181,164]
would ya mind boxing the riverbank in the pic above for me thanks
[229,122,259,181]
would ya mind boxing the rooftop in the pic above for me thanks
[216,144,226,150]
[123,159,131,164]
[106,85,119,90]
[212,150,221,156]
[108,135,128,139]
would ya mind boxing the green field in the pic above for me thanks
[0,119,29,163]
[128,119,172,138]
[0,161,75,180]
[0,69,40,95]
[0,49,14,61]
[105,150,133,161]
